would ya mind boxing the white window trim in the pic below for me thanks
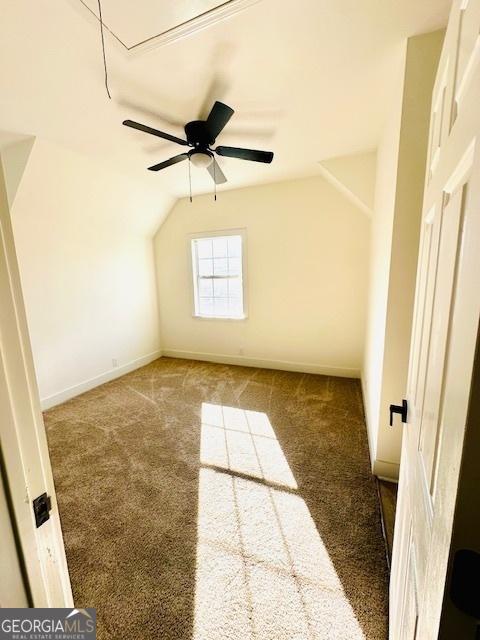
[188,228,248,321]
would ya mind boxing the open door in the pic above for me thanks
[0,152,72,606]
[390,0,480,637]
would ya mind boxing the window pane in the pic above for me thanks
[228,277,242,298]
[227,235,241,257]
[196,239,213,259]
[213,279,228,297]
[198,258,214,277]
[213,258,229,276]
[192,233,245,318]
[214,298,229,317]
[198,297,214,316]
[212,237,228,258]
[229,298,243,317]
[228,257,241,276]
[198,278,213,297]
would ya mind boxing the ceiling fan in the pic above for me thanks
[122,101,274,185]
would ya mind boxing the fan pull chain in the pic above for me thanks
[188,157,193,203]
[97,0,111,99]
[214,160,217,201]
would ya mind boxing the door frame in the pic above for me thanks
[0,155,73,607]
[0,452,29,606]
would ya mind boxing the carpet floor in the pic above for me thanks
[45,357,388,640]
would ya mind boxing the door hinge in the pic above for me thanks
[389,399,408,426]
[33,492,52,528]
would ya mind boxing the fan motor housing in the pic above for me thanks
[185,120,214,148]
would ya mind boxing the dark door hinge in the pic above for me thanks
[389,399,408,426]
[33,492,52,528]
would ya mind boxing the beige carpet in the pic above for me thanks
[45,357,388,640]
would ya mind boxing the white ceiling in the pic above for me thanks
[0,0,451,199]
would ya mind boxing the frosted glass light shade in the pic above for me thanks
[190,152,213,168]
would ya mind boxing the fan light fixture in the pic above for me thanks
[190,151,213,169]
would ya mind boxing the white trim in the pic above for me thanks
[40,350,162,411]
[69,0,261,57]
[430,146,441,177]
[443,137,476,195]
[161,349,360,378]
[191,314,247,322]
[377,475,399,484]
[127,0,262,55]
[373,459,400,482]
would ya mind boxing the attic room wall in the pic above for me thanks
[4,138,173,408]
[154,174,370,376]
[362,30,444,480]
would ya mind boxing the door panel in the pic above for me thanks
[427,65,449,180]
[452,0,480,123]
[400,539,418,640]
[419,186,465,493]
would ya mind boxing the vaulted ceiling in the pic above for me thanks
[0,0,450,198]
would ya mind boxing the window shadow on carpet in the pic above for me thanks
[194,402,381,639]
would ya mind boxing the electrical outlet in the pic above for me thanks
[112,358,118,368]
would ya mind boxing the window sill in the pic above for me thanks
[192,314,247,322]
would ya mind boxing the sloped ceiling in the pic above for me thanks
[0,0,450,199]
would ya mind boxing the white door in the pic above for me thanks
[0,157,73,606]
[390,1,480,638]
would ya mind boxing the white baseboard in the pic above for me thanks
[40,350,162,411]
[360,375,401,482]
[360,374,380,476]
[161,349,360,378]
[373,459,400,482]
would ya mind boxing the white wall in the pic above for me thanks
[362,30,444,479]
[155,174,370,377]
[5,138,173,408]
[362,50,406,470]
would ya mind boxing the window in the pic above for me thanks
[191,231,246,319]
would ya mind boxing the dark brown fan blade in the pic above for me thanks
[205,101,234,141]
[215,146,273,163]
[148,153,189,171]
[123,120,188,146]
[207,158,227,184]
[199,74,230,120]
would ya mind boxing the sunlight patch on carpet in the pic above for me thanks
[194,404,365,640]
[200,402,297,489]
